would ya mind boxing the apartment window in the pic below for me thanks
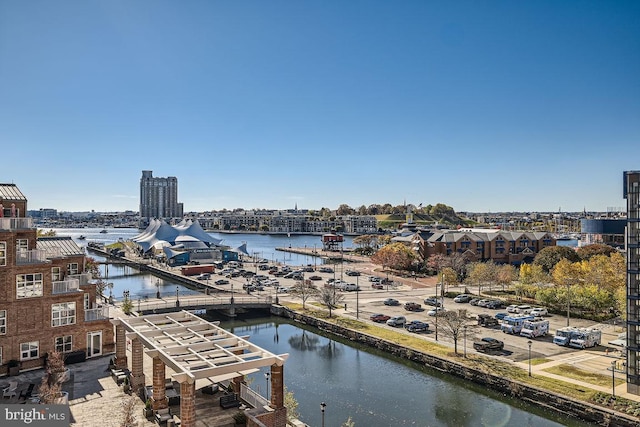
[52,266,62,281]
[67,263,79,275]
[20,341,39,360]
[55,335,73,353]
[52,302,76,327]
[0,310,5,334]
[84,293,90,310]
[16,239,28,252]
[16,273,44,298]
[0,242,6,266]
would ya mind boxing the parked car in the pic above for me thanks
[477,299,492,307]
[453,294,473,303]
[276,287,289,293]
[477,313,499,327]
[214,279,229,285]
[609,333,626,347]
[469,298,481,306]
[386,316,407,327]
[427,307,447,317]
[370,313,391,323]
[514,305,533,314]
[404,302,422,311]
[319,267,334,273]
[530,307,549,317]
[371,283,384,290]
[486,300,504,309]
[506,304,519,313]
[473,337,504,352]
[424,297,442,307]
[196,273,211,280]
[369,276,382,282]
[405,320,429,333]
[494,312,508,321]
[309,275,322,281]
[383,298,400,306]
[345,270,361,276]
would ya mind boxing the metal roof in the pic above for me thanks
[37,236,84,256]
[0,183,27,201]
[113,311,288,384]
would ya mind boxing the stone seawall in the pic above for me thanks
[271,305,638,427]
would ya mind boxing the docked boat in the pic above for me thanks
[78,235,86,240]
[100,229,108,234]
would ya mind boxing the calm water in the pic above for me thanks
[53,228,593,426]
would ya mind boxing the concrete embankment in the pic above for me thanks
[271,305,639,427]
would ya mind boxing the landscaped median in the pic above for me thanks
[272,303,640,426]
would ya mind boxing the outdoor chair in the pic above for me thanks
[3,381,18,399]
[19,383,35,401]
[154,408,172,425]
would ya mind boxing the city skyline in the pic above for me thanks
[1,1,639,213]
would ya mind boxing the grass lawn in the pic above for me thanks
[543,364,626,387]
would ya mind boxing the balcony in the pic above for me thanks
[52,279,81,295]
[15,249,48,264]
[0,217,33,230]
[68,273,93,287]
[85,306,109,322]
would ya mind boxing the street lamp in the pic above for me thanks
[175,286,180,308]
[156,279,160,299]
[265,371,271,400]
[611,360,617,398]
[435,281,439,341]
[527,340,532,377]
[463,325,467,358]
[356,275,360,319]
[320,402,326,427]
[566,283,571,327]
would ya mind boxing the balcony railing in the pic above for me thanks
[0,217,33,230]
[15,249,48,264]
[52,279,81,295]
[85,306,109,322]
[68,273,93,287]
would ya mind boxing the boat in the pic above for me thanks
[100,229,108,234]
[78,235,86,240]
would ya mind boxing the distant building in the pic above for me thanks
[0,183,114,375]
[580,218,626,249]
[624,170,640,395]
[139,170,183,225]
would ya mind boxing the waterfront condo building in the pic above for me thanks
[140,170,183,225]
[624,171,640,395]
[0,183,113,375]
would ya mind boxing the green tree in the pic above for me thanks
[284,385,299,422]
[533,246,580,272]
[575,243,617,261]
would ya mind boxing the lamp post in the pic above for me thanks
[435,281,439,341]
[463,325,467,358]
[611,360,617,398]
[175,286,180,308]
[156,279,161,299]
[356,275,360,319]
[527,340,532,377]
[265,371,271,401]
[441,273,445,309]
[231,281,235,304]
[566,283,571,327]
[320,402,326,427]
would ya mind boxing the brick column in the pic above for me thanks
[115,324,128,369]
[231,375,243,393]
[129,338,145,394]
[179,381,196,427]
[270,364,284,409]
[152,357,167,410]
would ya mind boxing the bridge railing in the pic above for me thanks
[134,295,273,312]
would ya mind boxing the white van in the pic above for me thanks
[341,283,360,292]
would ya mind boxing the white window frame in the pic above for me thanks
[52,302,76,327]
[52,266,62,281]
[0,310,5,335]
[16,238,28,252]
[20,341,39,360]
[84,293,90,310]
[16,273,44,298]
[55,335,73,353]
[68,263,79,275]
[0,242,6,266]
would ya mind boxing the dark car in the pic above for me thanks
[469,298,481,306]
[423,297,442,307]
[473,337,504,352]
[405,320,429,333]
[494,312,508,321]
[370,313,391,323]
[214,279,229,285]
[345,270,361,276]
[477,313,499,327]
[486,300,504,309]
[309,275,322,281]
[383,298,400,306]
[404,302,422,311]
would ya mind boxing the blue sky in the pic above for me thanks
[1,1,638,213]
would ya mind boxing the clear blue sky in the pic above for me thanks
[1,1,638,213]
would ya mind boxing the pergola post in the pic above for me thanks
[129,337,145,394]
[114,323,128,369]
[152,356,167,410]
[180,380,196,427]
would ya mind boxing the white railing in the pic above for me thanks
[15,249,48,264]
[0,217,33,230]
[52,279,81,294]
[85,306,109,322]
[44,247,62,259]
[68,273,93,287]
[241,383,269,409]
[131,295,272,312]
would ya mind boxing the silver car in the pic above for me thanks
[386,316,406,327]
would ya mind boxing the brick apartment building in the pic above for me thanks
[0,184,114,375]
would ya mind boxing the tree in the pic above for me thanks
[496,264,517,291]
[120,396,137,427]
[437,310,474,355]
[342,417,356,427]
[290,279,319,310]
[370,242,417,272]
[284,385,299,422]
[37,229,57,237]
[336,204,355,216]
[465,262,497,296]
[576,243,617,261]
[38,351,66,404]
[533,246,580,272]
[518,263,549,286]
[318,287,345,318]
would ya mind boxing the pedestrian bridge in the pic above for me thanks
[132,294,274,315]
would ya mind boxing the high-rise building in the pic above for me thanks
[139,170,182,223]
[624,170,640,394]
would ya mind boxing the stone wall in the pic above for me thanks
[272,305,639,427]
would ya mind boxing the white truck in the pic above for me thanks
[520,319,550,338]
[500,314,535,335]
[568,328,602,349]
[553,326,580,346]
